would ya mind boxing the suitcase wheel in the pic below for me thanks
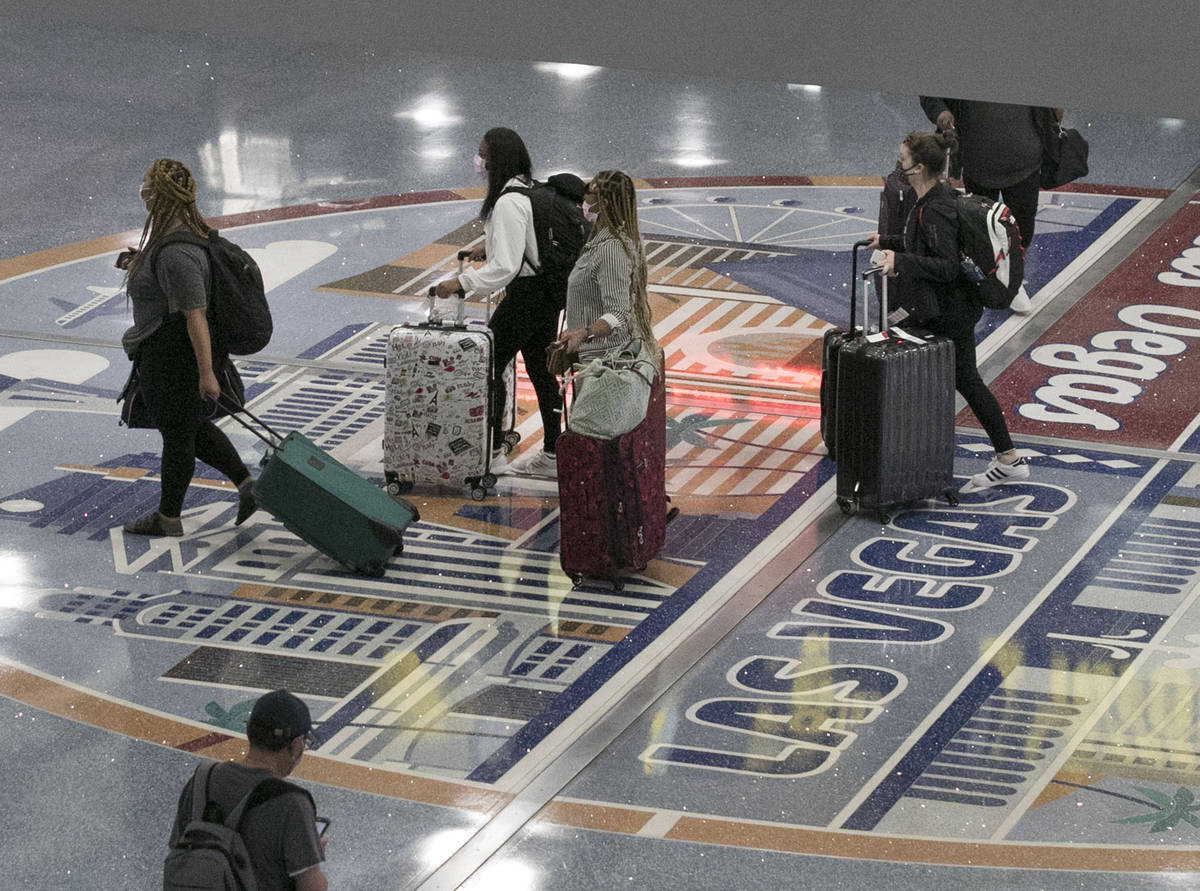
[877,510,893,525]
[837,497,856,516]
[666,506,681,525]
[944,490,960,507]
[470,486,487,502]
[481,472,498,490]
[385,471,413,497]
[503,431,521,454]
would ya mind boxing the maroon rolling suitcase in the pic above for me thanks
[833,245,959,522]
[556,372,667,589]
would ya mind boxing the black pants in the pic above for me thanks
[489,276,562,453]
[137,317,250,517]
[926,310,1014,454]
[963,168,1039,250]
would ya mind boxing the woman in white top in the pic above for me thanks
[555,170,659,367]
[434,127,563,478]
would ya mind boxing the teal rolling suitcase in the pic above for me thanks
[228,402,419,576]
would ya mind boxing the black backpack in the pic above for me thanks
[501,173,588,292]
[150,229,273,355]
[922,191,1024,310]
[163,762,312,891]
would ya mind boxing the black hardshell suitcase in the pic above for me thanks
[834,244,958,522]
[820,239,885,461]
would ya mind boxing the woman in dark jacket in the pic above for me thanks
[869,130,1029,492]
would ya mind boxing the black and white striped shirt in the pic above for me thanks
[565,230,639,360]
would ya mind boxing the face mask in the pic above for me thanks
[582,201,598,223]
[473,153,487,178]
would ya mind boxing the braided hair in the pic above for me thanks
[128,158,210,276]
[588,170,659,362]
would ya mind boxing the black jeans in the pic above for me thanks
[488,276,563,453]
[136,317,250,517]
[963,168,1039,250]
[926,310,1014,454]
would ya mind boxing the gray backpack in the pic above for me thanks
[163,762,300,891]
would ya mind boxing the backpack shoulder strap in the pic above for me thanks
[497,183,541,274]
[225,776,313,831]
[188,761,218,824]
[147,229,213,276]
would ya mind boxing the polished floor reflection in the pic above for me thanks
[4,15,1200,891]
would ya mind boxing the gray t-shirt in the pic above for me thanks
[121,240,210,357]
[169,762,323,891]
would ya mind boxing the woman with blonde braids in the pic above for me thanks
[117,158,256,536]
[554,170,660,367]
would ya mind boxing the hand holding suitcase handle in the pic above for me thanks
[427,252,470,327]
[850,240,891,336]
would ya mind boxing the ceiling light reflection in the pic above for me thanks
[417,145,455,161]
[473,857,540,889]
[395,95,461,130]
[668,153,729,168]
[535,62,601,80]
[417,827,479,870]
[787,83,823,93]
[198,128,296,211]
[0,554,30,609]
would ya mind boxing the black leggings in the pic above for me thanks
[489,276,563,453]
[137,317,250,517]
[926,313,1014,454]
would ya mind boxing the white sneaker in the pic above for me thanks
[488,448,513,475]
[1009,285,1032,314]
[511,449,557,479]
[962,456,1031,493]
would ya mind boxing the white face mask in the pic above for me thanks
[582,201,598,223]
[473,153,487,178]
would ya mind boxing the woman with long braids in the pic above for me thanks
[118,158,256,536]
[433,127,565,479]
[554,170,660,368]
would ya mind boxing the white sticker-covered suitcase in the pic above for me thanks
[383,288,517,500]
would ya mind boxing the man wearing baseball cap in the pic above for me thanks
[167,689,328,890]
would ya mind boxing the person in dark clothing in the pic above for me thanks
[869,130,1030,492]
[118,158,256,536]
[434,127,563,479]
[919,98,1057,313]
[168,689,327,891]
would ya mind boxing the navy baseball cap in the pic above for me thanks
[247,689,313,742]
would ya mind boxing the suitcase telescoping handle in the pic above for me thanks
[457,248,497,320]
[215,392,287,450]
[864,263,889,332]
[426,252,469,327]
[850,239,888,334]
